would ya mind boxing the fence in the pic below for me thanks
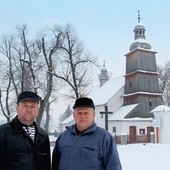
[115,134,154,144]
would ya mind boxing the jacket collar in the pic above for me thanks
[66,122,97,135]
[11,116,45,136]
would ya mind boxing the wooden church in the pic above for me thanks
[61,12,162,144]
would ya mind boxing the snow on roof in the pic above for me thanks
[133,38,150,43]
[123,117,153,121]
[125,70,159,76]
[125,47,157,56]
[150,105,170,113]
[123,91,162,97]
[89,76,125,106]
[108,103,138,121]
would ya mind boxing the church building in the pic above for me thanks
[61,12,162,144]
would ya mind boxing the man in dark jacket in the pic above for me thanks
[0,91,51,170]
[52,97,122,170]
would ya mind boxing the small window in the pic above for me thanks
[149,99,152,106]
[130,82,132,86]
[139,129,145,134]
[113,127,116,133]
[139,30,142,35]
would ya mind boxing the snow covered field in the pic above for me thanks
[50,140,170,170]
[117,143,170,170]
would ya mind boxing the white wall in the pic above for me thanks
[154,111,170,144]
[108,120,153,136]
[94,87,124,129]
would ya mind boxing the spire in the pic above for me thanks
[137,10,141,23]
[129,11,151,51]
[99,60,109,87]
[134,10,145,40]
[103,60,105,68]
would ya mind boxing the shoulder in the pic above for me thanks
[58,129,70,138]
[96,126,111,135]
[0,122,11,132]
[95,126,113,140]
[0,122,13,139]
[56,129,73,143]
[36,125,48,136]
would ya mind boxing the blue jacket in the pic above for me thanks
[52,122,122,170]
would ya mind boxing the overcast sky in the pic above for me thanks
[1,0,170,78]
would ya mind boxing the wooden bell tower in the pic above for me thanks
[123,11,162,118]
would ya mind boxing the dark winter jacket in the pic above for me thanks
[0,116,51,170]
[52,122,122,170]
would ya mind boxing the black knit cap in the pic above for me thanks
[73,97,95,110]
[17,91,40,104]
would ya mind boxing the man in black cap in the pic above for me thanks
[0,91,51,170]
[52,97,122,170]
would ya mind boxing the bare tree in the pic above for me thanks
[158,61,170,106]
[164,61,170,106]
[0,25,49,125]
[0,34,17,122]
[34,26,64,126]
[52,24,98,99]
[0,23,98,132]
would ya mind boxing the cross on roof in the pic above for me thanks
[100,105,113,131]
[137,10,141,23]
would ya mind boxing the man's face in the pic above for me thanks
[73,107,95,131]
[16,100,39,125]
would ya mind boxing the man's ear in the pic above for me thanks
[93,111,96,117]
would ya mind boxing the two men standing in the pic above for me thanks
[0,91,122,170]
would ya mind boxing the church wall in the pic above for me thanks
[94,105,106,129]
[108,120,153,137]
[126,52,138,73]
[108,87,124,110]
[124,94,161,117]
[126,50,157,74]
[124,73,160,94]
[137,74,160,93]
[94,87,124,129]
[137,51,157,72]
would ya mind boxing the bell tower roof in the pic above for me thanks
[99,60,109,87]
[129,10,151,51]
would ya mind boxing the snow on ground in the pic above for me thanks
[117,143,170,170]
[50,138,170,170]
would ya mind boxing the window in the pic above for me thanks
[139,129,145,134]
[149,99,152,106]
[130,82,132,86]
[113,127,116,133]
